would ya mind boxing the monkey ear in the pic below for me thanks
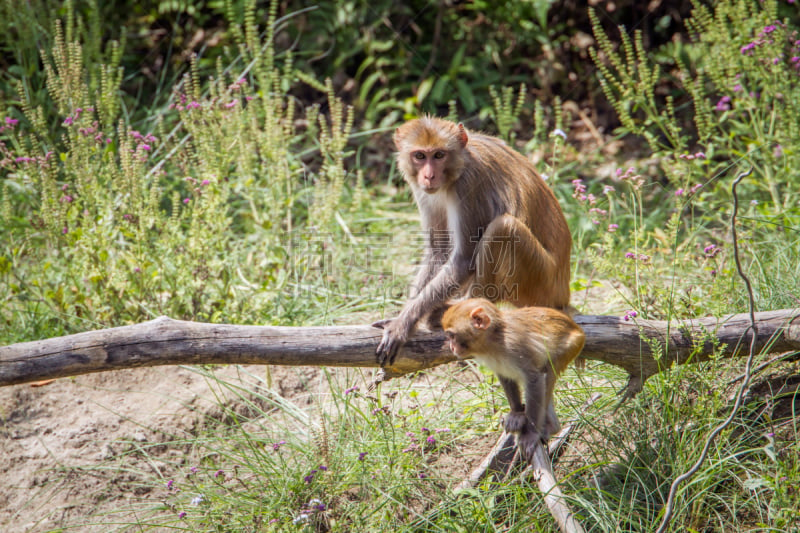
[469,307,490,329]
[456,123,468,148]
[393,128,404,149]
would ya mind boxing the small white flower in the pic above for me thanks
[191,495,205,506]
[551,128,567,140]
[293,513,310,525]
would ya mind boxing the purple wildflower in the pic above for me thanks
[623,310,638,321]
[715,96,731,112]
[741,42,757,55]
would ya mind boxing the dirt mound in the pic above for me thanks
[0,364,313,532]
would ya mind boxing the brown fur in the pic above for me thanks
[375,117,572,366]
[441,298,585,459]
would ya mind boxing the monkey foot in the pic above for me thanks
[516,429,546,463]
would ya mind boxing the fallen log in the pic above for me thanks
[1,309,799,387]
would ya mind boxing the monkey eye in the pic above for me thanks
[433,151,446,160]
[413,151,426,160]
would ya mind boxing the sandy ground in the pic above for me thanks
[0,360,495,532]
[0,364,329,532]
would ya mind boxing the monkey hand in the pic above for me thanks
[503,411,528,434]
[372,317,408,367]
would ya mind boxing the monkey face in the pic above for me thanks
[443,330,469,357]
[410,149,449,193]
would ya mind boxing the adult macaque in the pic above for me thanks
[441,298,584,458]
[374,117,572,366]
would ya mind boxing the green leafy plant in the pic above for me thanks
[0,0,366,338]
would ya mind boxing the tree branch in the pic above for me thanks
[1,309,799,387]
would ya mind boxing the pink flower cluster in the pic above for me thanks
[2,141,54,170]
[401,427,448,453]
[678,152,706,161]
[0,116,19,133]
[703,244,721,258]
[572,179,596,205]
[62,107,94,126]
[617,167,645,189]
[740,21,800,70]
[181,176,213,205]
[625,252,650,263]
[129,130,157,161]
[170,80,252,112]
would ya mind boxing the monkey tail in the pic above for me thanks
[563,304,585,371]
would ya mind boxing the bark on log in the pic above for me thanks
[1,309,799,387]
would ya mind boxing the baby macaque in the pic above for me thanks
[441,298,584,460]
